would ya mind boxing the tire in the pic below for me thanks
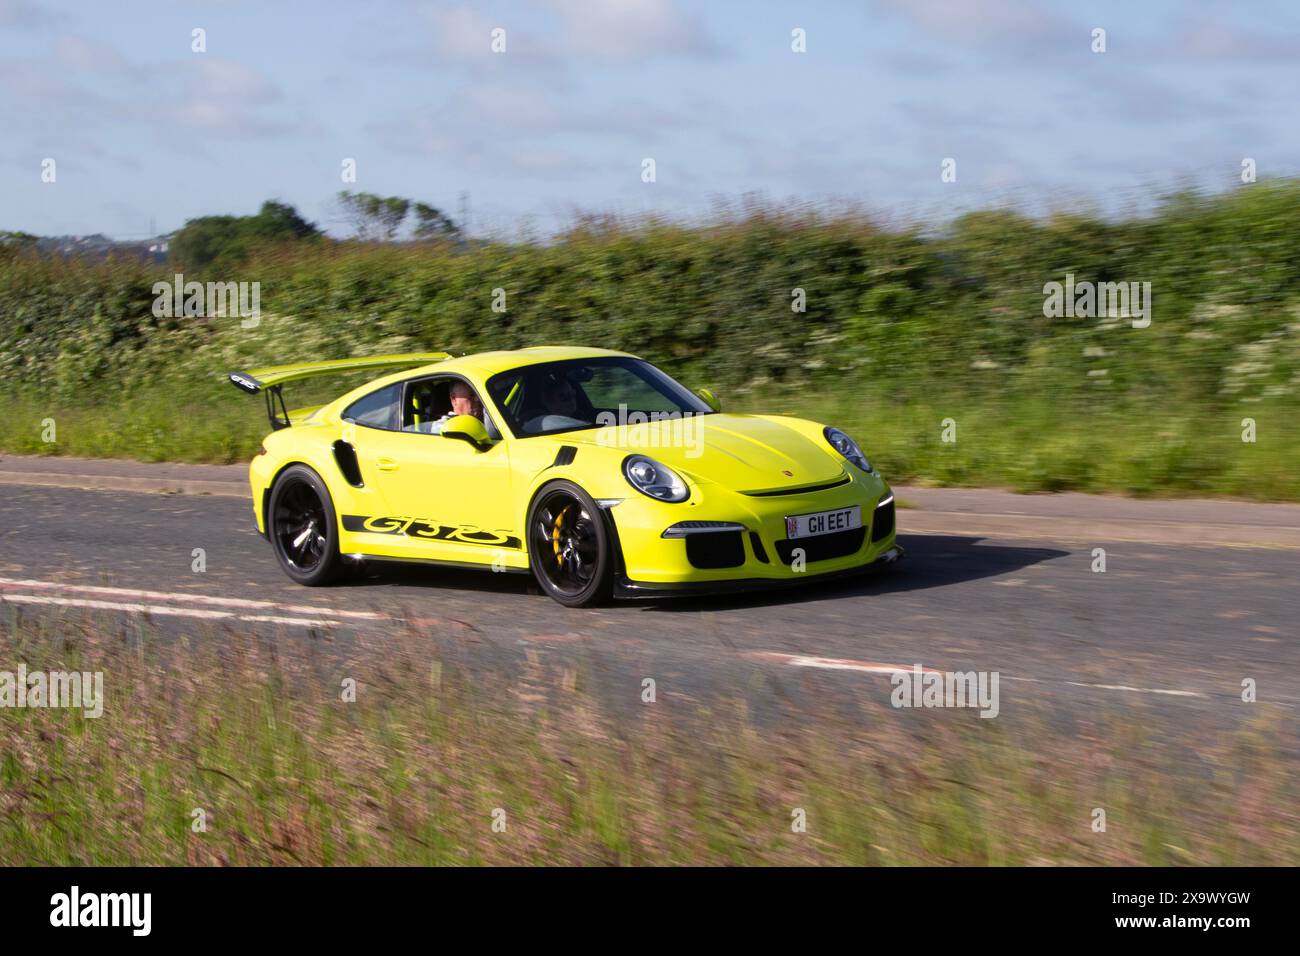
[267,464,344,586]
[527,480,613,607]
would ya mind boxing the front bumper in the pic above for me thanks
[605,468,901,597]
[614,542,904,599]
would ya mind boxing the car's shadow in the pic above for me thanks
[636,534,1070,612]
[342,533,1070,610]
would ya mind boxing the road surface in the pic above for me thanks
[1,458,1296,723]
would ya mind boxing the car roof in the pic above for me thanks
[384,345,639,383]
[329,345,640,407]
[447,345,638,377]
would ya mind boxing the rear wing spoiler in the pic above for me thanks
[228,352,452,430]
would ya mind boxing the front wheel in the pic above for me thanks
[268,465,344,586]
[527,481,613,607]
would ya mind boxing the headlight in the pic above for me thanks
[622,455,689,502]
[824,427,873,473]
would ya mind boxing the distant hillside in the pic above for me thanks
[32,234,170,263]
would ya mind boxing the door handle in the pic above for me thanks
[376,457,399,472]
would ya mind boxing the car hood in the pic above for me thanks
[573,413,845,493]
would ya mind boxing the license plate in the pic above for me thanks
[785,505,861,539]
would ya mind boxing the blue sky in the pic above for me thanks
[2,0,1298,238]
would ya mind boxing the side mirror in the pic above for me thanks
[695,387,721,413]
[441,414,491,450]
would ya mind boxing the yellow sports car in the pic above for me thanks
[229,347,902,606]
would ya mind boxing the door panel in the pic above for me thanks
[342,427,520,567]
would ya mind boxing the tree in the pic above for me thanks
[170,201,321,271]
[337,191,460,242]
[338,191,409,240]
[413,202,461,241]
[247,200,318,241]
[0,230,38,250]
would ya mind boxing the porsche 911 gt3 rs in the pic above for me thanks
[229,346,902,606]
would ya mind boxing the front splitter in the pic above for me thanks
[613,543,905,600]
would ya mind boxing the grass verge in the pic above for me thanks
[2,383,1297,500]
[1,607,1295,865]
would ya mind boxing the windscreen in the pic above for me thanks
[486,357,713,437]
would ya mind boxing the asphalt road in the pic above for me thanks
[1,482,1296,723]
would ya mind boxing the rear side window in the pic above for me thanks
[342,383,402,430]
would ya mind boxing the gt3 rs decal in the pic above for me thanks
[342,514,521,549]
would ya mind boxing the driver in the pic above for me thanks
[541,374,579,417]
[520,373,588,434]
[427,381,486,434]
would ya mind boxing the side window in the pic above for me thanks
[488,371,523,416]
[399,376,502,439]
[406,378,452,429]
[342,383,402,430]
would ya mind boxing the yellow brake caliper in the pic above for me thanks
[552,504,574,566]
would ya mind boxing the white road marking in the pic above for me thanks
[756,652,937,675]
[3,593,228,619]
[0,577,384,620]
[752,651,1210,700]
[231,613,341,628]
[0,593,336,628]
[1064,681,1204,698]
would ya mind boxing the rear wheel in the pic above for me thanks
[527,481,613,607]
[268,465,344,586]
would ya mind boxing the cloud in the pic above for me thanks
[0,0,58,29]
[546,0,721,61]
[459,83,563,130]
[2,36,304,144]
[159,59,305,139]
[367,116,599,180]
[187,58,282,105]
[0,55,124,133]
[1086,69,1232,124]
[371,77,714,159]
[54,34,136,73]
[422,0,720,64]
[510,146,594,173]
[1161,14,1300,62]
[365,90,608,182]
[892,97,1047,133]
[424,4,505,59]
[871,0,1075,45]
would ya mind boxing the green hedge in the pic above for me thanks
[2,183,1298,494]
